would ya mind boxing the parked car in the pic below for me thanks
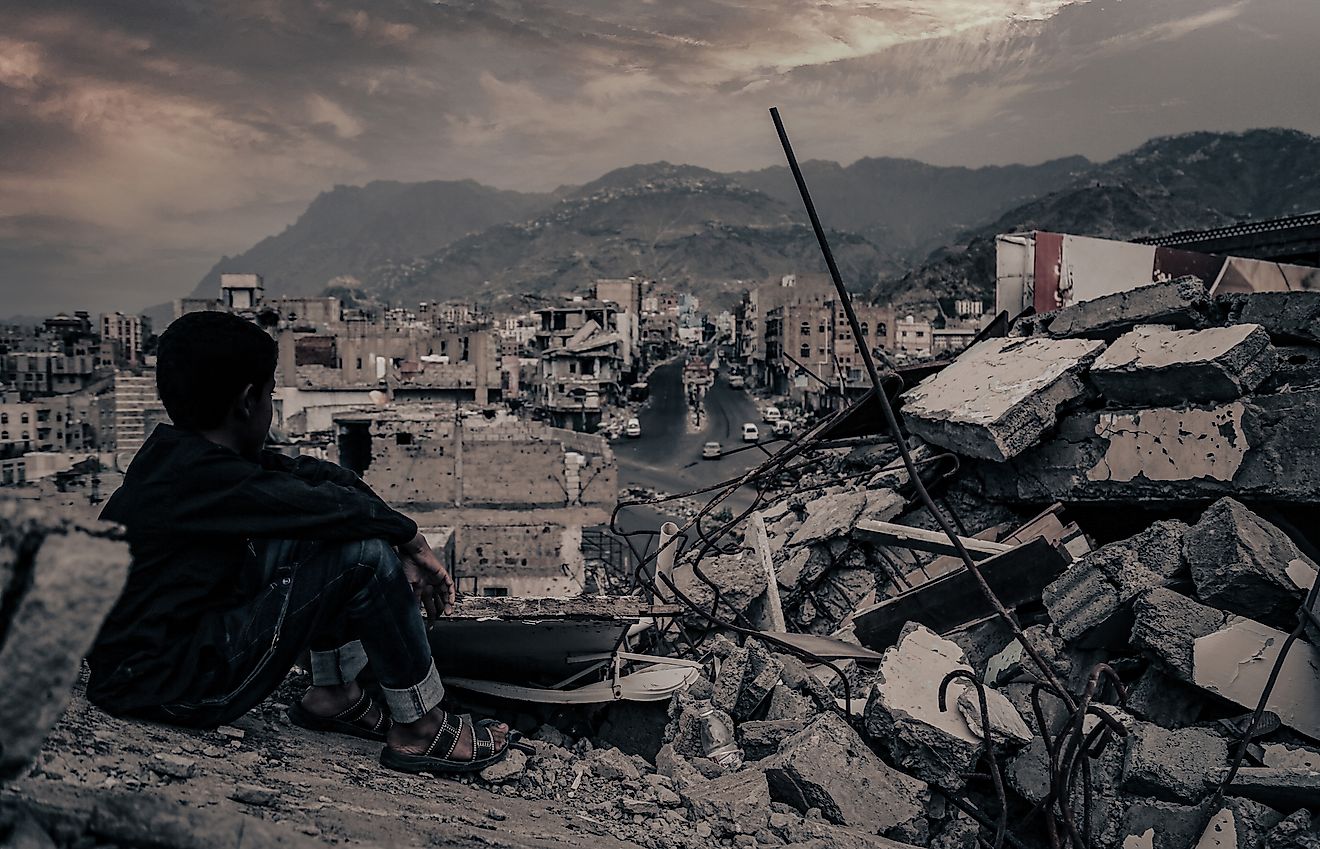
[761,406,782,424]
[742,422,760,442]
[702,441,722,460]
[727,374,746,389]
[624,417,642,438]
[772,419,793,437]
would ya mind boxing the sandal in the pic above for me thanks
[288,692,392,742]
[379,713,510,774]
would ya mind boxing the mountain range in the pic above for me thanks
[187,128,1320,316]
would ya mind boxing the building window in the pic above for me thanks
[0,414,6,424]
[20,413,29,424]
[800,321,810,336]
[1,431,7,440]
[482,587,510,597]
[355,357,363,369]
[395,432,413,445]
[799,343,811,358]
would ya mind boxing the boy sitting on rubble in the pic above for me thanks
[87,310,509,774]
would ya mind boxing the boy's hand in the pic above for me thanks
[397,532,456,618]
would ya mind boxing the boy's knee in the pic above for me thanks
[356,538,401,574]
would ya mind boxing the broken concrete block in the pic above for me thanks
[1130,588,1230,682]
[789,491,869,547]
[1193,617,1320,741]
[1121,722,1227,804]
[680,768,772,837]
[765,683,813,723]
[1238,291,1320,345]
[900,335,1105,462]
[1089,324,1276,405]
[1005,736,1052,804]
[862,624,1028,788]
[1119,800,1218,849]
[1194,800,1288,849]
[1125,666,1204,728]
[713,641,783,721]
[737,720,804,761]
[1042,275,1210,340]
[1184,498,1317,632]
[778,545,831,590]
[1043,554,1165,649]
[1265,810,1320,849]
[675,548,767,628]
[1228,768,1320,813]
[0,505,130,780]
[763,712,929,843]
[979,389,1320,504]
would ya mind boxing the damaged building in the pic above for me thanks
[333,407,619,597]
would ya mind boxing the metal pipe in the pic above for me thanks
[655,521,679,589]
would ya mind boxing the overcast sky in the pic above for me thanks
[3,0,1318,317]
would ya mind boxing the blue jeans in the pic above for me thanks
[141,537,444,728]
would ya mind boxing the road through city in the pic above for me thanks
[611,357,773,547]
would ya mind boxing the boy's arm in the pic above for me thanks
[260,451,383,500]
[148,451,416,544]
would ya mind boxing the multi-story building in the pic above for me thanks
[532,300,625,432]
[894,315,934,359]
[766,298,893,409]
[100,312,145,364]
[111,369,169,462]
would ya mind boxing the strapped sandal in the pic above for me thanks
[288,692,392,742]
[379,713,510,775]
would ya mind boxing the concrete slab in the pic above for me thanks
[900,335,1106,462]
[1226,767,1320,811]
[1040,275,1209,340]
[1193,617,1320,741]
[1089,324,1276,405]
[1120,722,1227,803]
[788,491,869,547]
[979,388,1320,503]
[1131,588,1230,682]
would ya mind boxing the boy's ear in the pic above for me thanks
[234,383,257,421]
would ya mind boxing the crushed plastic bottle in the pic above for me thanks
[697,703,744,769]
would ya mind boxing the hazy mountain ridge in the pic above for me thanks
[190,129,1320,315]
[874,128,1320,312]
[191,179,555,299]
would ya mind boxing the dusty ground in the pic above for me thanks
[8,669,659,849]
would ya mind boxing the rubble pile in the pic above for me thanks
[635,283,1320,849]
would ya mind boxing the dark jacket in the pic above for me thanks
[88,424,416,713]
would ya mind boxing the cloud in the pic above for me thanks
[0,0,1315,316]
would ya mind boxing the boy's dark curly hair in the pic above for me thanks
[156,311,277,430]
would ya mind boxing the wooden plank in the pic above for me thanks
[853,519,1015,559]
[852,536,1068,650]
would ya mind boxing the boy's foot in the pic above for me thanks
[289,682,391,741]
[381,706,510,774]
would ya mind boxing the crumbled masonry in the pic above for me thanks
[9,286,1320,849]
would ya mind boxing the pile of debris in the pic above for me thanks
[641,281,1320,849]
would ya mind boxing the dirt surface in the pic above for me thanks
[8,670,654,849]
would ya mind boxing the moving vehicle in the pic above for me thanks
[702,441,721,460]
[727,374,746,389]
[624,417,642,438]
[761,406,782,424]
[772,419,793,437]
[742,422,760,443]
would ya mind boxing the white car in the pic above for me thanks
[761,406,781,424]
[624,417,642,438]
[702,441,721,460]
[772,419,793,437]
[742,422,760,443]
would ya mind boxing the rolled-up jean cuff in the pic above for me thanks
[380,662,445,724]
[308,640,369,686]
